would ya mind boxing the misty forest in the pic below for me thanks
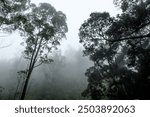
[0,0,150,100]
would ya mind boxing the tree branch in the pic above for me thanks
[130,21,150,35]
[110,33,150,42]
[34,61,43,68]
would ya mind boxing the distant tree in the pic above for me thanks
[79,0,150,99]
[17,3,68,100]
[25,49,90,100]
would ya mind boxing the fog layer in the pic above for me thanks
[0,47,92,99]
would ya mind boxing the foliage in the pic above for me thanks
[0,0,30,48]
[0,0,30,32]
[79,0,150,99]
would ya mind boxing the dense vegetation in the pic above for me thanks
[79,0,150,99]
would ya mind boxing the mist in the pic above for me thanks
[0,47,93,99]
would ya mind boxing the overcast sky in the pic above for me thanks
[0,0,120,60]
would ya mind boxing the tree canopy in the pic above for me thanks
[0,0,30,32]
[79,0,150,99]
[0,0,31,48]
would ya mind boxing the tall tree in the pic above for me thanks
[79,0,150,99]
[16,3,68,99]
[0,1,68,100]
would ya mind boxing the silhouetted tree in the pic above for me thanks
[17,3,68,100]
[79,0,150,99]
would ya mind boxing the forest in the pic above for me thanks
[0,0,150,100]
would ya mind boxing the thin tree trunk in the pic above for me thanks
[20,38,43,100]
[20,69,33,100]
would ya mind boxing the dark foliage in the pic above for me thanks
[79,0,150,99]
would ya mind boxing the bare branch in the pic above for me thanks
[34,62,43,68]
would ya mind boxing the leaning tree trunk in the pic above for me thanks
[20,69,33,100]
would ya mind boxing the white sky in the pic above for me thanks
[0,0,120,60]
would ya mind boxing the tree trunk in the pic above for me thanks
[20,69,33,100]
[20,38,42,100]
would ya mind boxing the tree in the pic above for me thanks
[108,0,150,99]
[16,3,68,99]
[0,0,30,31]
[109,0,150,42]
[0,0,30,96]
[0,0,30,48]
[79,0,150,99]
